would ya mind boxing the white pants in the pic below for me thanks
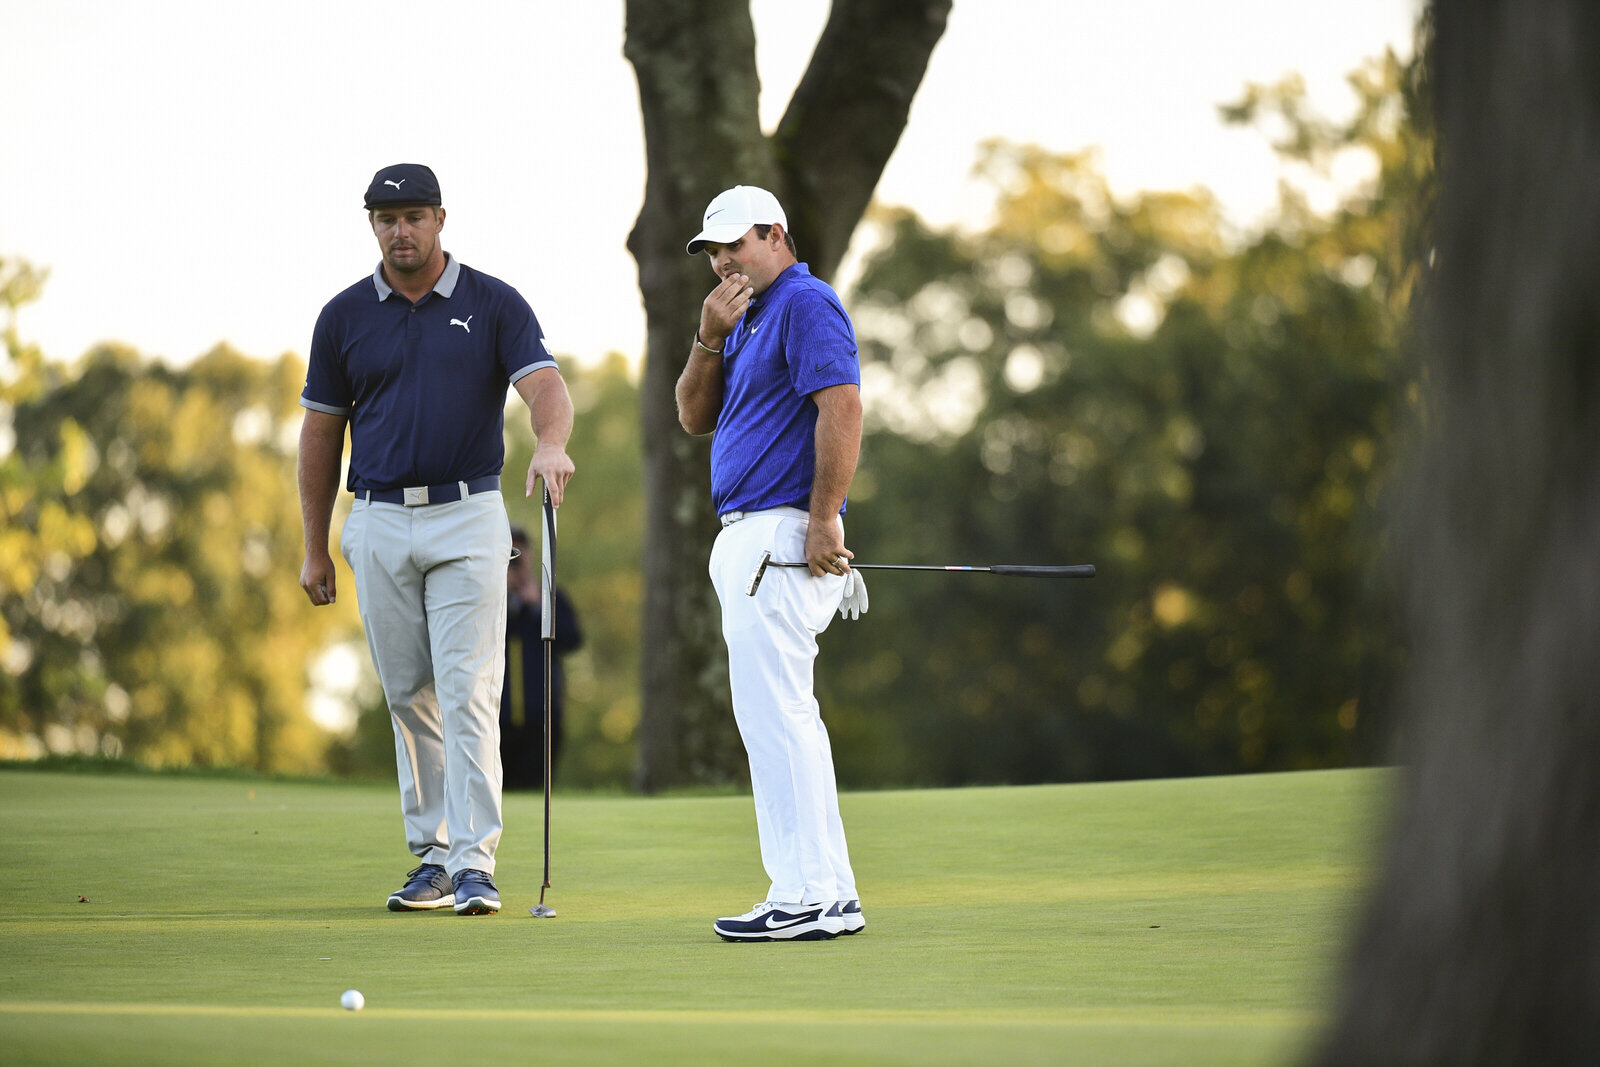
[710,507,859,905]
[341,492,511,875]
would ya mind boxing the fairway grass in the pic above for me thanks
[2,766,1388,1065]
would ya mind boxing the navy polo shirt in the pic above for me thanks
[301,255,557,492]
[709,263,860,516]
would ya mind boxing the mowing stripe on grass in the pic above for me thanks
[1,1001,1320,1028]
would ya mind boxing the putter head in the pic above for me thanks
[745,550,773,596]
[528,904,557,918]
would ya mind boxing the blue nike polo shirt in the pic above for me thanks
[709,263,860,516]
[301,254,557,492]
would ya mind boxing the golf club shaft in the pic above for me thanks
[539,486,556,900]
[542,637,552,895]
[763,561,1096,579]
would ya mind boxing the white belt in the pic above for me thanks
[359,476,500,507]
[720,506,809,527]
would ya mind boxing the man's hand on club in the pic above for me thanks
[804,521,853,578]
[526,444,575,506]
[800,522,868,618]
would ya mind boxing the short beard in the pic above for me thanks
[384,245,429,275]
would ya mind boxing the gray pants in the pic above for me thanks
[342,491,511,875]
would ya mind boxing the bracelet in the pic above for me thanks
[694,331,723,356]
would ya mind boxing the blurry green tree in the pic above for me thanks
[1,323,359,772]
[822,47,1426,785]
[1,257,101,758]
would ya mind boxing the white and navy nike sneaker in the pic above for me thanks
[713,901,845,941]
[827,899,865,934]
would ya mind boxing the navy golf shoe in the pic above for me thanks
[452,869,501,915]
[387,863,455,911]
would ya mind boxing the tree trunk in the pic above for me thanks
[1315,1,1600,1061]
[624,0,950,790]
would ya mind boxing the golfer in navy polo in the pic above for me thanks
[297,163,575,916]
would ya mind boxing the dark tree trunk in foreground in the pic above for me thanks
[1316,1,1600,1061]
[624,0,950,791]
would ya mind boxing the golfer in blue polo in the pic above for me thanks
[678,186,869,941]
[297,163,575,916]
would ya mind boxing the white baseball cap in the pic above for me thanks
[685,185,788,254]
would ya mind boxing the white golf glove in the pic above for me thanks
[838,567,869,621]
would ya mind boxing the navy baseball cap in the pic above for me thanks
[364,164,442,210]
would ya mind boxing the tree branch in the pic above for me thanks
[772,0,953,279]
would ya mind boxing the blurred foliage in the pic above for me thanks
[0,300,358,770]
[0,258,93,643]
[2,41,1429,788]
[822,46,1427,785]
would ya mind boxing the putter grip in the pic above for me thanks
[991,564,1096,578]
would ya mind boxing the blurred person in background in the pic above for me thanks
[501,525,583,789]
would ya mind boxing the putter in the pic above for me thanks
[529,485,558,919]
[744,550,1095,596]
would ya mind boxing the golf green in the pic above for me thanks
[2,766,1387,1065]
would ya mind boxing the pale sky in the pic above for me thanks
[1,0,1421,370]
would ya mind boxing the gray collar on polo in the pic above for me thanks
[371,253,461,301]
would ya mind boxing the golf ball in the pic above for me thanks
[340,989,364,1011]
